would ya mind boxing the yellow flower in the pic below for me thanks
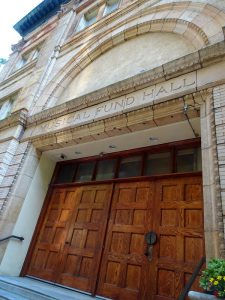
[217,276,222,280]
[209,278,214,282]
[214,281,219,285]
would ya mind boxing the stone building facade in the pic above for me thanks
[1,0,225,298]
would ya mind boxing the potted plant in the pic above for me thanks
[199,258,225,298]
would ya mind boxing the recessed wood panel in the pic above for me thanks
[184,237,204,263]
[136,188,150,203]
[118,188,136,203]
[71,229,84,248]
[133,210,145,225]
[126,265,141,290]
[130,234,143,254]
[185,209,202,228]
[64,191,76,206]
[33,249,46,269]
[115,210,132,225]
[95,190,107,203]
[40,226,53,243]
[63,254,79,275]
[157,269,175,298]
[160,209,177,226]
[53,227,66,244]
[76,209,88,222]
[45,251,58,270]
[47,209,58,222]
[85,230,97,249]
[105,261,121,285]
[79,257,92,278]
[184,184,202,201]
[81,190,95,203]
[90,209,101,223]
[162,185,179,201]
[59,209,70,222]
[159,235,176,259]
[110,232,129,254]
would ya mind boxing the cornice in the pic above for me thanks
[0,109,28,131]
[27,40,225,127]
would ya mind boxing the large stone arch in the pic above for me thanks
[32,1,225,112]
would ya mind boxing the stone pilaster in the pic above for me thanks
[213,84,225,258]
[201,90,225,259]
[0,144,40,263]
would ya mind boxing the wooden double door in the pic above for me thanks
[26,175,204,299]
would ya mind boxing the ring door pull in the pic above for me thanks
[144,231,157,262]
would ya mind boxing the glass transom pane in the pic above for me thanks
[55,164,76,183]
[118,156,142,178]
[75,161,95,182]
[145,152,171,175]
[96,159,117,180]
[176,147,202,173]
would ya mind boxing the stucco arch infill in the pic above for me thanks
[38,21,207,111]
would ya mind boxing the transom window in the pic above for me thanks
[53,141,201,184]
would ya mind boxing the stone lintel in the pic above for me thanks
[30,96,202,151]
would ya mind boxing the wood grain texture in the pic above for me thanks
[26,175,204,300]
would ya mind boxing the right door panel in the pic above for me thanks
[97,181,154,300]
[97,175,204,300]
[151,175,204,300]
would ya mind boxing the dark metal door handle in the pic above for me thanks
[145,245,153,262]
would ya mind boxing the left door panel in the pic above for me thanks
[26,184,113,295]
[26,187,80,281]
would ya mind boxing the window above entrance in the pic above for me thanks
[53,141,202,185]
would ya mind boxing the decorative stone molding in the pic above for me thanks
[0,109,27,131]
[28,93,203,150]
[11,39,26,53]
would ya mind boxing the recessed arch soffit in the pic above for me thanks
[40,1,225,110]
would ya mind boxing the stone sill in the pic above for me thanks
[188,291,222,300]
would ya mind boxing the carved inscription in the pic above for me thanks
[26,73,197,139]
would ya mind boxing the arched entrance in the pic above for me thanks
[24,141,204,299]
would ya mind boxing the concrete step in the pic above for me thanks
[0,288,30,300]
[0,276,111,300]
